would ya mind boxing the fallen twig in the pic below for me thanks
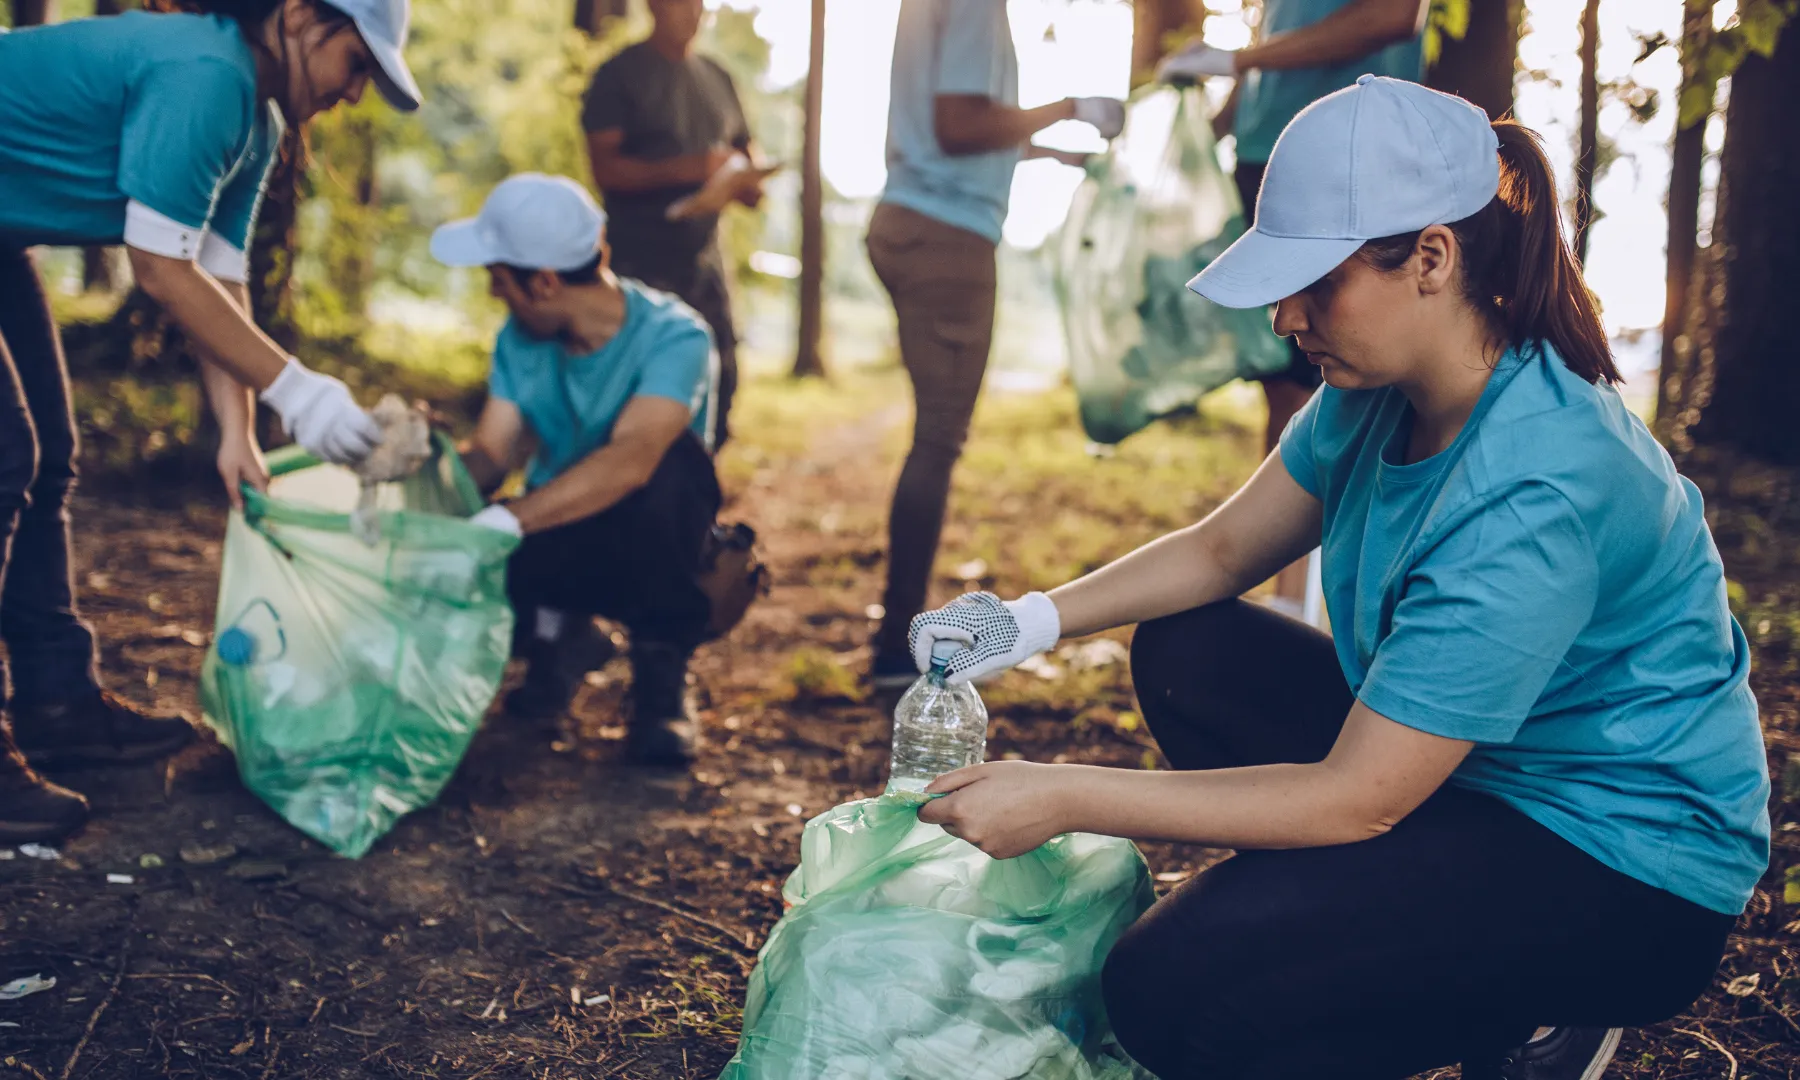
[59,918,131,1080]
[1674,1026,1739,1080]
[6,1061,51,1080]
[257,1042,281,1080]
[499,908,538,938]
[1754,990,1800,1041]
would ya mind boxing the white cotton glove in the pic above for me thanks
[468,503,523,537]
[258,358,381,466]
[1071,97,1126,140]
[908,591,1062,685]
[1156,42,1240,83]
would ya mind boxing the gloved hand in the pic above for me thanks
[259,358,381,466]
[1156,42,1239,83]
[1071,97,1126,140]
[908,591,1061,685]
[469,503,523,537]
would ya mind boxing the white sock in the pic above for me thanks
[534,607,565,642]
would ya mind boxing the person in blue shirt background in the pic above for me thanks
[0,0,421,844]
[907,79,1770,1080]
[434,174,723,769]
[1160,0,1429,612]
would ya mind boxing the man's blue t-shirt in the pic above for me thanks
[0,11,279,248]
[1234,0,1424,165]
[489,279,718,490]
[1280,344,1770,915]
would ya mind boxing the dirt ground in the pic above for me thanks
[2,373,1797,1080]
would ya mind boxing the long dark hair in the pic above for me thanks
[1358,122,1620,385]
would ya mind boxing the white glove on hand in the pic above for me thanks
[1156,42,1239,83]
[1071,97,1126,140]
[469,504,523,537]
[908,591,1061,685]
[259,358,381,466]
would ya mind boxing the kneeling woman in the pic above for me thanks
[910,77,1769,1080]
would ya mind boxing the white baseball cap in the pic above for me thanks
[329,0,422,112]
[430,174,608,273]
[1188,75,1500,309]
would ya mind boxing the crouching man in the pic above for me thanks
[433,173,721,767]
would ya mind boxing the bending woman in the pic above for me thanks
[0,0,420,843]
[909,77,1770,1080]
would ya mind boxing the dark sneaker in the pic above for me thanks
[504,618,617,722]
[626,642,698,768]
[868,648,920,691]
[11,690,194,770]
[1466,1027,1624,1080]
[0,721,89,843]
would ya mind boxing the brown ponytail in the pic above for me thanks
[1358,121,1621,385]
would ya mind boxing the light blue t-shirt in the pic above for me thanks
[1280,344,1770,915]
[1234,0,1425,165]
[0,11,280,248]
[489,280,718,490]
[879,0,1021,244]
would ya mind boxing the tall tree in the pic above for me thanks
[1653,0,1713,440]
[1572,0,1601,263]
[793,0,825,377]
[9,0,52,24]
[1426,0,1519,120]
[82,0,126,293]
[1686,10,1800,464]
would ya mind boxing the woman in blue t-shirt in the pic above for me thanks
[908,77,1770,1080]
[0,0,419,843]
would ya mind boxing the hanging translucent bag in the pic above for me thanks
[198,436,518,858]
[1055,86,1291,445]
[718,794,1156,1080]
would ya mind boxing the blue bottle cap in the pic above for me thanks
[216,626,257,666]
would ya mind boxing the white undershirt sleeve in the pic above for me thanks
[197,232,250,284]
[122,200,203,261]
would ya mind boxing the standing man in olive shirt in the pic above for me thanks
[583,0,761,448]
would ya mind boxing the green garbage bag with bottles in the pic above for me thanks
[1056,85,1292,445]
[718,793,1157,1080]
[198,435,518,858]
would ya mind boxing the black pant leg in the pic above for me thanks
[0,247,97,705]
[507,433,720,647]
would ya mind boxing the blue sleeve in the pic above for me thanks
[117,59,255,230]
[208,105,281,250]
[1358,483,1599,744]
[1276,387,1324,498]
[634,316,714,418]
[935,0,1011,98]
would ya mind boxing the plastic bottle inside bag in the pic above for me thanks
[887,641,989,794]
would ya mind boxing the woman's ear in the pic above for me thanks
[1413,225,1458,296]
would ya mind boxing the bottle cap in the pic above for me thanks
[928,639,962,671]
[217,626,257,666]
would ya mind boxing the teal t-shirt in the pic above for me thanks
[489,280,718,490]
[0,11,280,248]
[879,0,1021,244]
[1280,344,1770,915]
[1234,0,1424,165]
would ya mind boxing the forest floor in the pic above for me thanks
[2,366,1797,1080]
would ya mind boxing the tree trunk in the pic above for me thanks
[10,0,53,24]
[1131,0,1205,85]
[1653,0,1712,442]
[1426,0,1521,121]
[573,0,627,35]
[1572,0,1601,264]
[1688,13,1800,464]
[792,0,825,378]
[80,0,125,293]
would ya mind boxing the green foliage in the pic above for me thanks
[1424,0,1472,68]
[1676,0,1800,130]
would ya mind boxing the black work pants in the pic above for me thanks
[0,246,99,708]
[1104,600,1737,1080]
[506,432,719,649]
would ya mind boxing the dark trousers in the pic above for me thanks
[0,247,99,708]
[1104,600,1737,1080]
[506,432,720,649]
[610,249,738,450]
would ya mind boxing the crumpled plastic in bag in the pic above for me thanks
[717,794,1157,1080]
[351,394,433,545]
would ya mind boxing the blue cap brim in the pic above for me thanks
[357,23,421,111]
[429,219,497,267]
[1187,227,1364,309]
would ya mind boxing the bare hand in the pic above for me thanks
[916,759,1072,860]
[217,433,269,511]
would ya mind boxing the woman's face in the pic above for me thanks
[279,3,374,121]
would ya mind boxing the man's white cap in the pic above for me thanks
[1189,75,1500,309]
[329,0,422,112]
[430,174,608,273]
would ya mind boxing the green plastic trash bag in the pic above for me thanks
[718,794,1157,1080]
[198,435,518,858]
[1055,86,1291,445]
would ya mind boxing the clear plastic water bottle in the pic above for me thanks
[886,641,989,794]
